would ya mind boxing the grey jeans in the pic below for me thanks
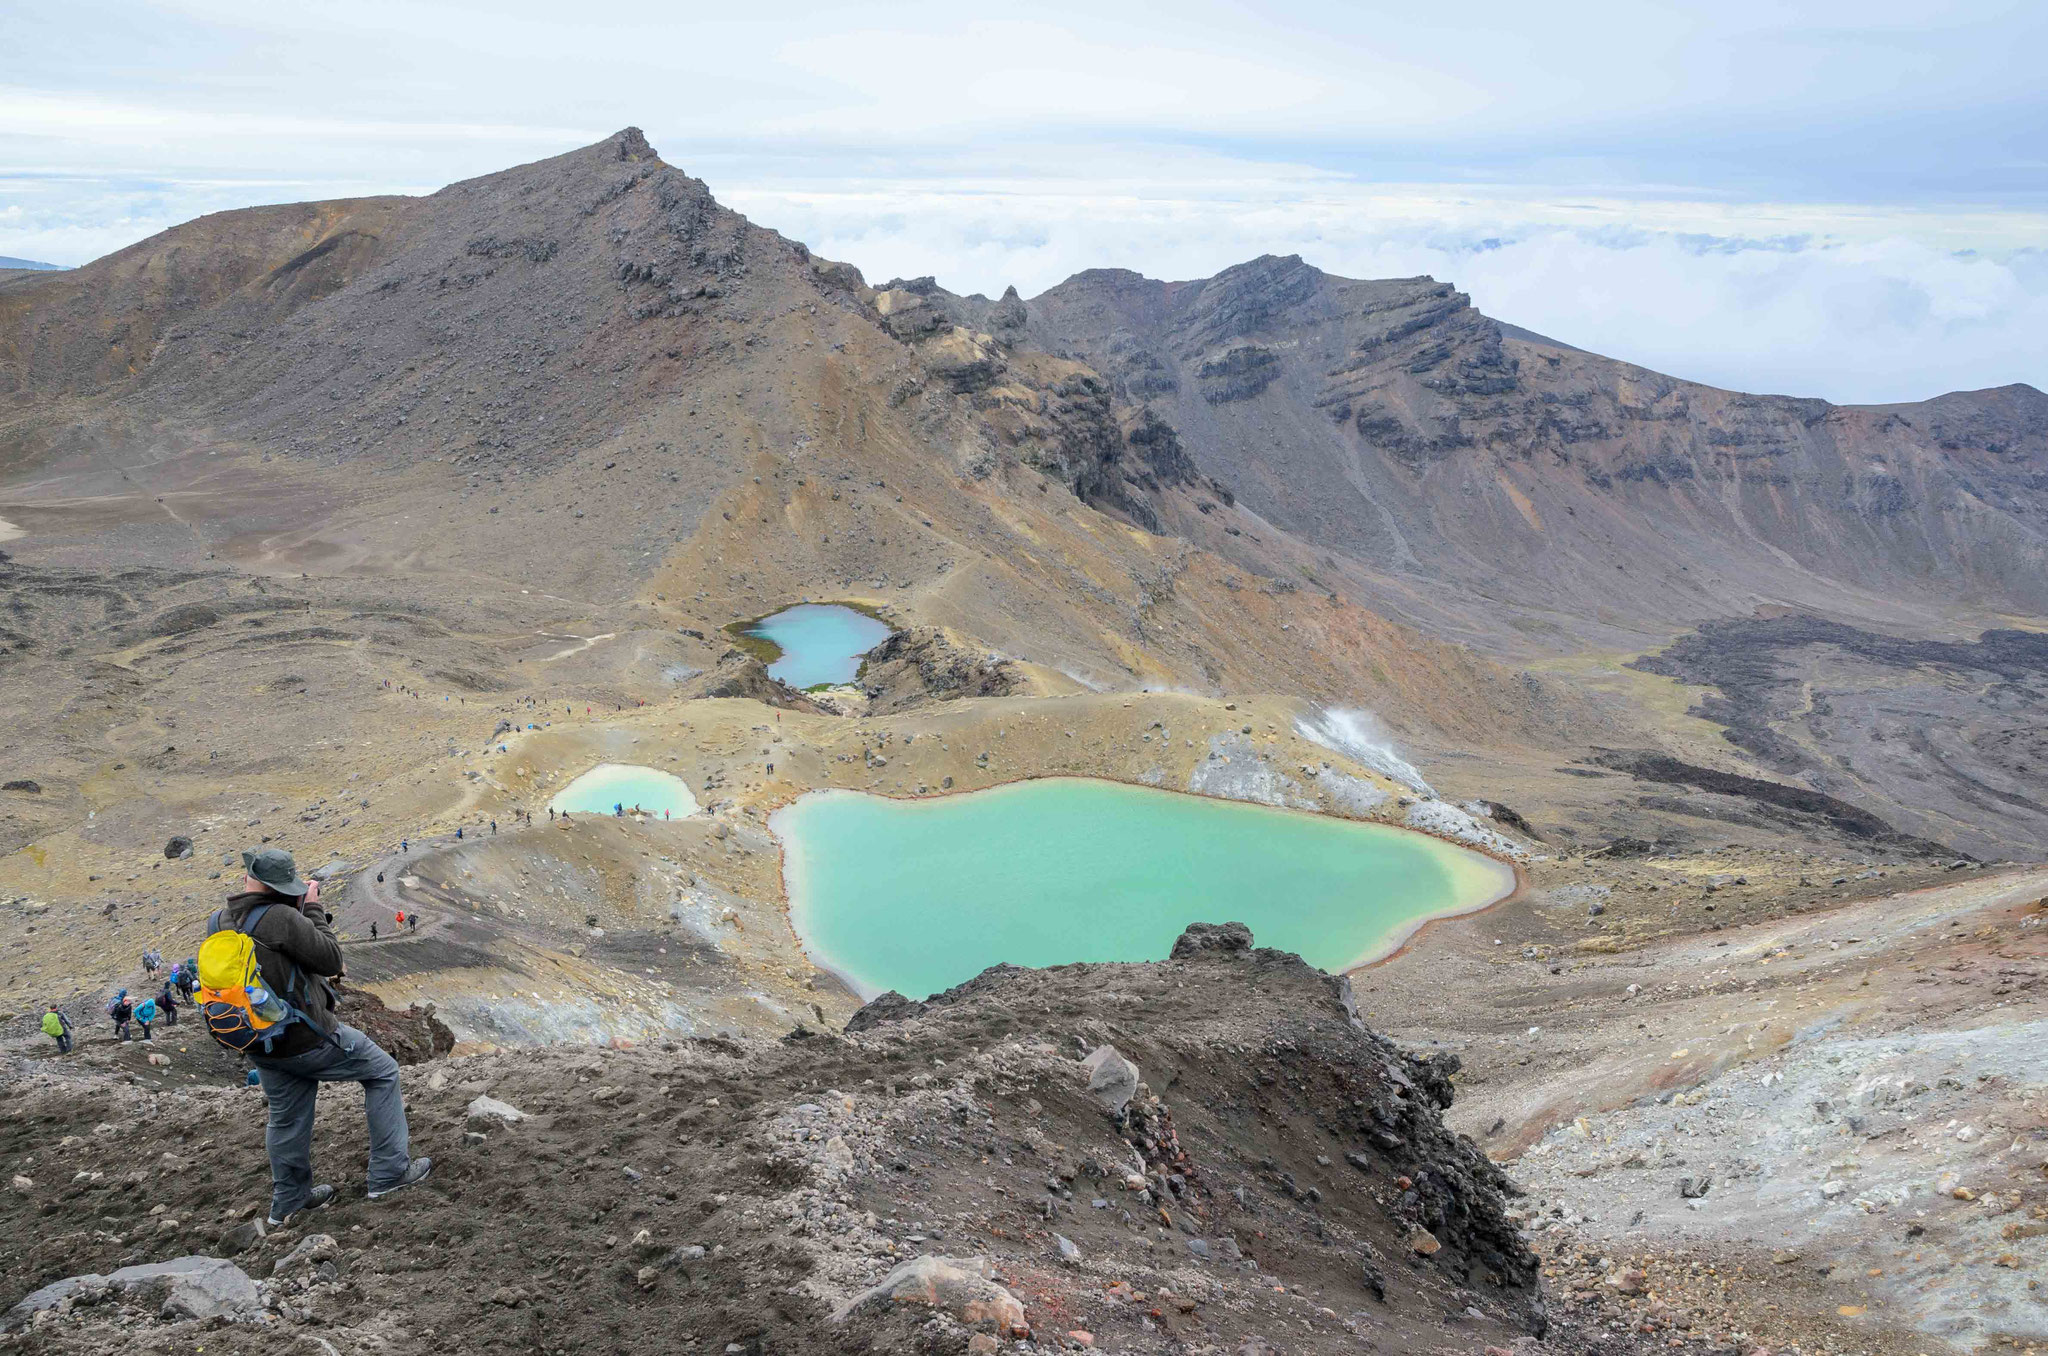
[251,1022,411,1215]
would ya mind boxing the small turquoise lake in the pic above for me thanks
[775,778,1516,1000]
[549,764,698,818]
[744,604,892,689]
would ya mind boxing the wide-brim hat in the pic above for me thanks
[242,847,309,897]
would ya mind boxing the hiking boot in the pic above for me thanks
[367,1157,432,1201]
[267,1183,335,1226]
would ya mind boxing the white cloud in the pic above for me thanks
[717,169,2047,402]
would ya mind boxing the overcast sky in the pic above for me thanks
[4,0,2044,402]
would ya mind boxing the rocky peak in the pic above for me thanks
[1172,253,1327,352]
[609,125,656,161]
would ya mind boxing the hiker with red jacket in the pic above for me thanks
[211,848,431,1224]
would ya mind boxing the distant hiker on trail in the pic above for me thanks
[407,913,417,932]
[42,1005,72,1055]
[401,838,408,854]
[370,920,378,940]
[158,979,180,1026]
[178,962,198,1002]
[455,826,464,840]
[548,807,555,822]
[108,990,134,1041]
[394,910,405,928]
[376,871,385,884]
[490,820,496,835]
[204,847,431,1225]
[132,993,157,1040]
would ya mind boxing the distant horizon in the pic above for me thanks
[7,1,2043,404]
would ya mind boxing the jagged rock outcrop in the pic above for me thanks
[858,626,1020,712]
[679,650,823,712]
[1167,919,1253,957]
[334,987,454,1065]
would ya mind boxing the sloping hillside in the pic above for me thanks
[0,925,1662,1356]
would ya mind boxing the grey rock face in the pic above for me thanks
[3,1256,260,1332]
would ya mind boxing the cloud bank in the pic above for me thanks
[729,173,2048,403]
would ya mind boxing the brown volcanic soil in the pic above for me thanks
[0,927,1680,1356]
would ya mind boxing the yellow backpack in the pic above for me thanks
[196,904,308,1053]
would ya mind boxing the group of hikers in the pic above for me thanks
[368,910,420,940]
[39,846,432,1222]
[541,803,669,822]
[50,952,202,1047]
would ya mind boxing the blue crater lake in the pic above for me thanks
[549,764,698,819]
[744,604,893,689]
[775,777,1516,1000]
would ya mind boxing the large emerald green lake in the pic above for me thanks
[774,777,1516,1000]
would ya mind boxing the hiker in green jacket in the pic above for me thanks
[41,1005,72,1054]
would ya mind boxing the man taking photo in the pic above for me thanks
[214,848,431,1224]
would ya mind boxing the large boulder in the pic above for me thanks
[164,836,193,859]
[1169,921,1253,958]
[1080,1044,1140,1115]
[833,1254,1026,1332]
[2,1256,260,1332]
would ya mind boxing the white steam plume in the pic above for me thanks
[1294,707,1435,797]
